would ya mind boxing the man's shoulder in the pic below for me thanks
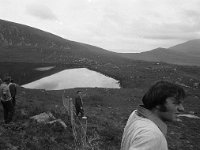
[75,96,81,102]
[75,96,80,99]
[132,117,166,141]
[9,83,16,87]
[128,111,164,136]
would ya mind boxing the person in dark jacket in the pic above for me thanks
[9,79,17,107]
[0,76,14,124]
[75,91,85,118]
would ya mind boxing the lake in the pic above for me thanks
[22,68,120,90]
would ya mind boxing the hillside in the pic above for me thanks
[0,19,200,150]
[120,47,200,66]
[120,39,200,66]
[0,19,128,65]
[169,39,200,56]
[0,83,200,150]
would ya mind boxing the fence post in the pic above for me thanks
[69,98,80,149]
[62,95,70,115]
[62,93,88,150]
[81,117,88,149]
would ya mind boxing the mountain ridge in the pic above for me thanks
[0,19,128,65]
[120,40,200,66]
[169,39,200,56]
[1,19,200,67]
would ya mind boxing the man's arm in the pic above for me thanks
[129,132,165,150]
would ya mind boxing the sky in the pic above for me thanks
[0,0,200,53]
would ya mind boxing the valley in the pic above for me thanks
[0,61,200,150]
[0,19,200,150]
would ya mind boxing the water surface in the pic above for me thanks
[35,66,55,71]
[22,68,120,90]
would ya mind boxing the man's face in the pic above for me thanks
[78,92,82,97]
[158,97,184,122]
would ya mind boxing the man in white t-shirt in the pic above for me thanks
[121,81,185,150]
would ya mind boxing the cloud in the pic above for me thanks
[0,0,10,5]
[26,3,58,21]
[181,9,200,31]
[142,32,200,41]
[140,10,200,41]
[140,24,200,41]
[6,0,198,52]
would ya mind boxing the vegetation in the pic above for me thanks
[0,19,200,149]
[0,86,199,150]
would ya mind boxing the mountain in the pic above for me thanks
[169,39,200,56]
[120,40,200,66]
[0,19,127,65]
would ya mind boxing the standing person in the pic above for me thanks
[9,79,17,107]
[121,81,185,150]
[0,76,14,124]
[75,91,85,118]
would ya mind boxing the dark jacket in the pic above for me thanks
[75,96,83,109]
[9,83,17,98]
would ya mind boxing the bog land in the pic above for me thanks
[0,62,200,150]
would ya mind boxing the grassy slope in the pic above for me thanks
[169,39,200,56]
[0,19,128,67]
[0,86,199,150]
[0,62,200,149]
[0,20,200,149]
[120,48,200,67]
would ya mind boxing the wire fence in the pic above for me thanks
[62,93,88,150]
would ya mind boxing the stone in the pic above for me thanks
[48,119,67,129]
[30,112,55,123]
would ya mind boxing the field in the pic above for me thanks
[0,62,200,150]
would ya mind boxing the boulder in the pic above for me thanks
[30,112,55,123]
[47,119,67,129]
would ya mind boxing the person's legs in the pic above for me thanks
[12,97,16,114]
[12,97,16,107]
[1,101,9,123]
[80,108,84,117]
[7,100,14,123]
[75,106,80,116]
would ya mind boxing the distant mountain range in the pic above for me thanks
[0,19,200,67]
[0,19,127,65]
[170,39,200,56]
[120,39,200,66]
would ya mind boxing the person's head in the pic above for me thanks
[77,90,82,96]
[142,81,185,122]
[10,79,14,83]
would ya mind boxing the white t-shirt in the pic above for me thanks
[121,110,168,150]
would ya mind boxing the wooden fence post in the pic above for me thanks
[81,117,88,149]
[62,93,88,150]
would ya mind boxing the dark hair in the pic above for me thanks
[142,81,186,110]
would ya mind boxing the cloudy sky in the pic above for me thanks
[0,0,200,53]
